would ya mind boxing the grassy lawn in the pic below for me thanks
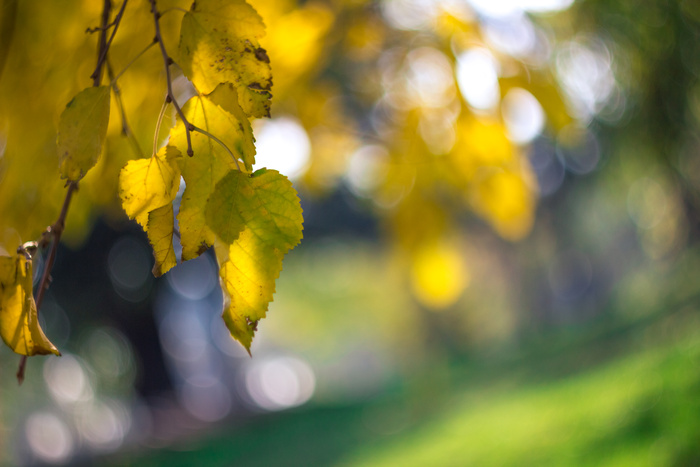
[109,303,700,467]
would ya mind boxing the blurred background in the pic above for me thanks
[1,0,700,465]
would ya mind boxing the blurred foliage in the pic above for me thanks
[0,0,576,312]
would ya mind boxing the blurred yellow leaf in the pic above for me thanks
[57,86,110,181]
[179,0,272,118]
[0,252,60,357]
[118,145,181,228]
[250,1,334,97]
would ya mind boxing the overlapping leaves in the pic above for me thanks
[118,0,302,351]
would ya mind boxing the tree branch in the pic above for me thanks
[149,0,194,156]
[17,0,119,385]
[91,0,129,85]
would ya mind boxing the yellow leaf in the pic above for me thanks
[207,83,256,172]
[0,253,60,357]
[118,145,181,227]
[169,95,254,261]
[210,169,303,352]
[57,86,110,181]
[146,204,177,277]
[179,0,272,118]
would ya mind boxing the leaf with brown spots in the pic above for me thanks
[179,0,272,118]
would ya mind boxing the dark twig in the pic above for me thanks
[91,0,129,85]
[16,182,77,385]
[107,60,144,157]
[149,0,193,156]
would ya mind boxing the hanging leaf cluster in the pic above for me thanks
[0,0,303,361]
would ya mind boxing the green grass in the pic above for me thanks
[108,307,700,467]
[338,334,700,467]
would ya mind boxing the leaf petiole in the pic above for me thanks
[109,40,156,85]
[153,96,169,156]
[191,126,242,172]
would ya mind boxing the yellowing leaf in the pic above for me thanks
[211,169,303,352]
[146,204,177,277]
[205,170,248,244]
[207,83,256,172]
[179,0,272,118]
[119,146,181,227]
[57,86,110,181]
[0,253,60,357]
[170,95,254,261]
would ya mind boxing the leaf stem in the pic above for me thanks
[160,7,188,16]
[191,126,242,171]
[107,60,144,158]
[153,95,169,156]
[109,40,156,85]
[149,0,193,157]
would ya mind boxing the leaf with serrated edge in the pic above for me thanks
[57,86,110,181]
[119,146,181,227]
[209,169,303,352]
[169,95,254,261]
[0,253,60,356]
[179,0,272,118]
[146,204,177,277]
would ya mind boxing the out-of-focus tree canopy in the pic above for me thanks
[1,0,698,311]
[0,0,576,312]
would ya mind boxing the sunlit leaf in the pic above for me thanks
[57,86,110,181]
[207,83,256,172]
[118,145,181,227]
[169,94,254,261]
[179,0,272,118]
[146,203,177,277]
[210,169,303,352]
[0,253,60,357]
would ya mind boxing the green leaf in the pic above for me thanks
[146,203,178,277]
[0,252,60,357]
[118,145,181,227]
[209,169,303,352]
[57,86,110,181]
[179,0,272,118]
[169,95,255,261]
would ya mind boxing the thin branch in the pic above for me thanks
[91,0,129,85]
[107,60,144,158]
[16,182,78,385]
[109,39,156,85]
[149,0,193,157]
[191,126,242,172]
[86,19,116,34]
